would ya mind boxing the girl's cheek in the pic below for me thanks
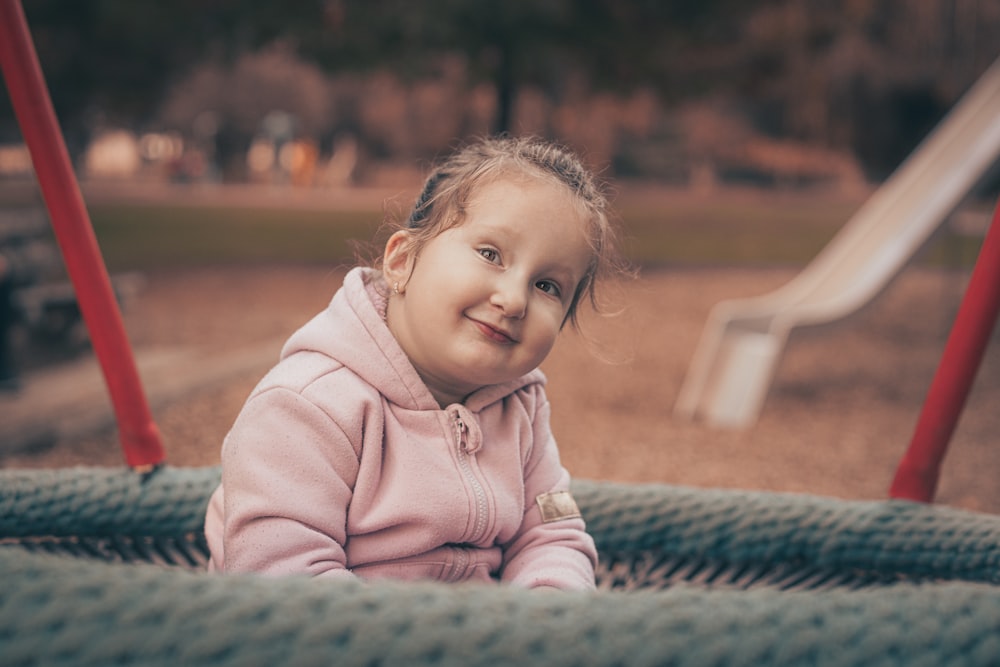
[544,305,568,332]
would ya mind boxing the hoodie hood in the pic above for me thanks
[281,267,544,412]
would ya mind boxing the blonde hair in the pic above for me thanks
[386,135,630,328]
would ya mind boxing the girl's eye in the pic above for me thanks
[536,280,561,297]
[478,248,499,263]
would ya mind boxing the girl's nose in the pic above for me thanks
[490,276,528,319]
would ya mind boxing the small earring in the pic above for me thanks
[393,281,400,295]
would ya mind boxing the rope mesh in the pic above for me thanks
[2,466,1000,665]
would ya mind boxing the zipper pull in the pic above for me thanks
[453,413,466,451]
[450,405,481,453]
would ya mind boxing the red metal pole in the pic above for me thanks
[0,0,164,468]
[890,195,1000,502]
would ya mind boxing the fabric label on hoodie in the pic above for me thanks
[536,491,582,523]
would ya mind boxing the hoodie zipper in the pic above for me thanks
[452,410,489,544]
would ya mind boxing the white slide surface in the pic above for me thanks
[674,55,1000,428]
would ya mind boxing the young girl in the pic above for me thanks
[204,136,626,591]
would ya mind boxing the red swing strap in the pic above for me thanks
[0,0,164,468]
[890,194,1000,503]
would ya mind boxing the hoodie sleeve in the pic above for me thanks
[498,385,598,591]
[218,382,363,579]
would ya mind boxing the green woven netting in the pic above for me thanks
[2,466,1000,666]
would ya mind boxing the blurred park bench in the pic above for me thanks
[1,205,141,388]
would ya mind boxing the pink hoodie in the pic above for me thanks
[204,267,597,590]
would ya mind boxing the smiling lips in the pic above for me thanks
[471,318,517,344]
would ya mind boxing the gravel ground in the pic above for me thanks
[5,263,999,514]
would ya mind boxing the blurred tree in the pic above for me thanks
[2,0,766,163]
[295,0,762,134]
[728,0,1000,180]
[0,0,322,151]
[2,0,999,180]
[159,46,335,181]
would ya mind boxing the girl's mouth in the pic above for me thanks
[471,319,517,344]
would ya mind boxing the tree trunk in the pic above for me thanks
[493,39,514,135]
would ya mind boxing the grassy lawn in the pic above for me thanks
[48,189,988,272]
[88,203,382,271]
[618,197,859,267]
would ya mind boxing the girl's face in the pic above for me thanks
[384,177,592,406]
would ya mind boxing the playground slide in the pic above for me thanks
[674,55,1000,428]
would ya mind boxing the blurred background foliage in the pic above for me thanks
[2,0,1000,190]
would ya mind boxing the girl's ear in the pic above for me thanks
[382,230,415,289]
